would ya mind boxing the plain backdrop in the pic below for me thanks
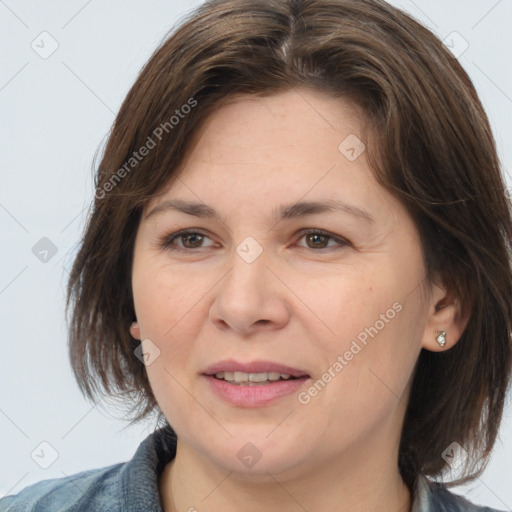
[1,0,511,509]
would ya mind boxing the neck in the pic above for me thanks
[159,437,411,512]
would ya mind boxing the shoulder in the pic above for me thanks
[0,425,176,512]
[0,463,124,511]
[417,476,511,512]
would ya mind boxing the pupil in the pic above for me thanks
[184,234,202,247]
[308,234,327,248]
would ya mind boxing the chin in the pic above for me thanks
[202,433,313,479]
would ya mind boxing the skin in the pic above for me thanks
[130,89,468,512]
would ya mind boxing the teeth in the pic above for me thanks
[235,371,251,382]
[214,371,294,383]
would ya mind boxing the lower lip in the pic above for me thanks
[203,375,310,407]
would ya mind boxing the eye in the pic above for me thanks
[160,230,215,251]
[295,229,350,250]
[159,228,349,252]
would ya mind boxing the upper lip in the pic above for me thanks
[203,359,309,378]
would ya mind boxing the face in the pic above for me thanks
[131,89,439,480]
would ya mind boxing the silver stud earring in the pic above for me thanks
[436,330,447,347]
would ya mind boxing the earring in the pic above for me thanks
[436,330,447,347]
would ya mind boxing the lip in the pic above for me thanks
[203,374,310,407]
[201,359,311,408]
[202,359,309,378]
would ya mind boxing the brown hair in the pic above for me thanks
[66,0,512,490]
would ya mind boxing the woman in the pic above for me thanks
[2,0,510,510]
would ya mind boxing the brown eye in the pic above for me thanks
[180,233,205,248]
[304,233,330,249]
[160,230,215,251]
[296,229,349,250]
[159,228,349,253]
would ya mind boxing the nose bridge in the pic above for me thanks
[222,235,268,299]
[209,235,289,332]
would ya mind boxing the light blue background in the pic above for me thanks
[1,0,511,509]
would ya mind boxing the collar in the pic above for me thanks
[117,426,176,512]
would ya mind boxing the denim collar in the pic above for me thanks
[117,426,176,511]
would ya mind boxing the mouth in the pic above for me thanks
[202,360,311,406]
[203,359,310,382]
[210,371,303,386]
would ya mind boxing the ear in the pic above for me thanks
[421,280,470,352]
[130,321,141,340]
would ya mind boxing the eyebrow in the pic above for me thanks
[145,198,374,224]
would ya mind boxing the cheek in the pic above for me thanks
[310,258,425,390]
[298,265,389,351]
[132,257,202,335]
[306,302,422,443]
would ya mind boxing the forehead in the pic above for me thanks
[144,89,375,210]
[193,89,364,152]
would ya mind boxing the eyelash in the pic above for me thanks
[158,228,350,253]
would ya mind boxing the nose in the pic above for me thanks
[208,244,291,335]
